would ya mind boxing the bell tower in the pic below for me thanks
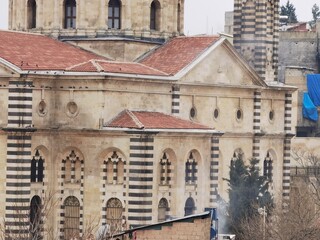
[8,0,184,41]
[233,0,279,82]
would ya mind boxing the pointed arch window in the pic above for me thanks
[264,152,273,181]
[104,151,125,185]
[106,198,123,234]
[31,149,44,183]
[63,150,82,184]
[27,0,37,29]
[64,196,80,239]
[184,197,195,216]
[150,1,160,30]
[185,152,197,185]
[158,198,168,222]
[160,152,171,185]
[108,0,121,29]
[30,196,42,239]
[64,0,76,29]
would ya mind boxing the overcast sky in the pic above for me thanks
[0,0,317,35]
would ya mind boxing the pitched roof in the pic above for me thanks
[106,110,213,130]
[67,60,168,76]
[0,31,107,71]
[139,36,220,75]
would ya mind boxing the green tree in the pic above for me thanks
[224,154,273,234]
[280,0,298,24]
[311,4,320,27]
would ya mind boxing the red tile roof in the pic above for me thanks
[106,110,213,130]
[0,31,107,71]
[67,60,168,76]
[140,36,220,75]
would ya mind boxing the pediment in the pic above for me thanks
[178,39,266,88]
[0,63,19,77]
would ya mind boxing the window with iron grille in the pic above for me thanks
[27,0,37,29]
[108,0,121,29]
[64,0,76,29]
[30,195,42,239]
[106,198,123,234]
[185,152,197,184]
[158,198,168,222]
[64,196,80,239]
[31,149,44,183]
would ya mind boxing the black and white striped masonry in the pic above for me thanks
[282,93,293,202]
[234,0,280,82]
[171,85,180,116]
[253,91,262,160]
[4,79,34,238]
[210,137,220,205]
[128,135,154,228]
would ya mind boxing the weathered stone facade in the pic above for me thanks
[0,0,297,239]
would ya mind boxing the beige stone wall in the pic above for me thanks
[9,0,184,39]
[66,39,159,61]
[132,216,211,240]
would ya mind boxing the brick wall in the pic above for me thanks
[132,217,211,240]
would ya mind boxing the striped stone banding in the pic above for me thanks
[284,93,292,133]
[210,137,220,205]
[171,85,180,115]
[233,0,279,81]
[58,151,84,239]
[127,136,154,227]
[253,91,261,133]
[282,137,291,201]
[5,80,33,237]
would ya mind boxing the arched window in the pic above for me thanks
[184,197,195,216]
[31,149,44,183]
[158,198,168,222]
[30,196,41,238]
[63,150,82,184]
[177,3,181,32]
[160,152,171,185]
[150,0,160,30]
[64,196,80,239]
[185,152,197,185]
[27,0,37,29]
[104,151,124,185]
[108,0,121,29]
[264,152,273,181]
[64,0,76,29]
[106,198,123,234]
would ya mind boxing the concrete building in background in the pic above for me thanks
[0,0,296,239]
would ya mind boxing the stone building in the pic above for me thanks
[0,0,295,239]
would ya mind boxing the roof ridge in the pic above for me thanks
[66,60,90,70]
[135,62,169,76]
[90,59,104,72]
[126,110,144,129]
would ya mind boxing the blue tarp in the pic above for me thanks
[303,92,318,122]
[307,74,320,106]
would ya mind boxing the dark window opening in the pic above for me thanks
[263,152,273,181]
[177,3,181,32]
[27,0,37,29]
[64,0,76,29]
[184,197,195,216]
[108,0,121,29]
[31,150,44,183]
